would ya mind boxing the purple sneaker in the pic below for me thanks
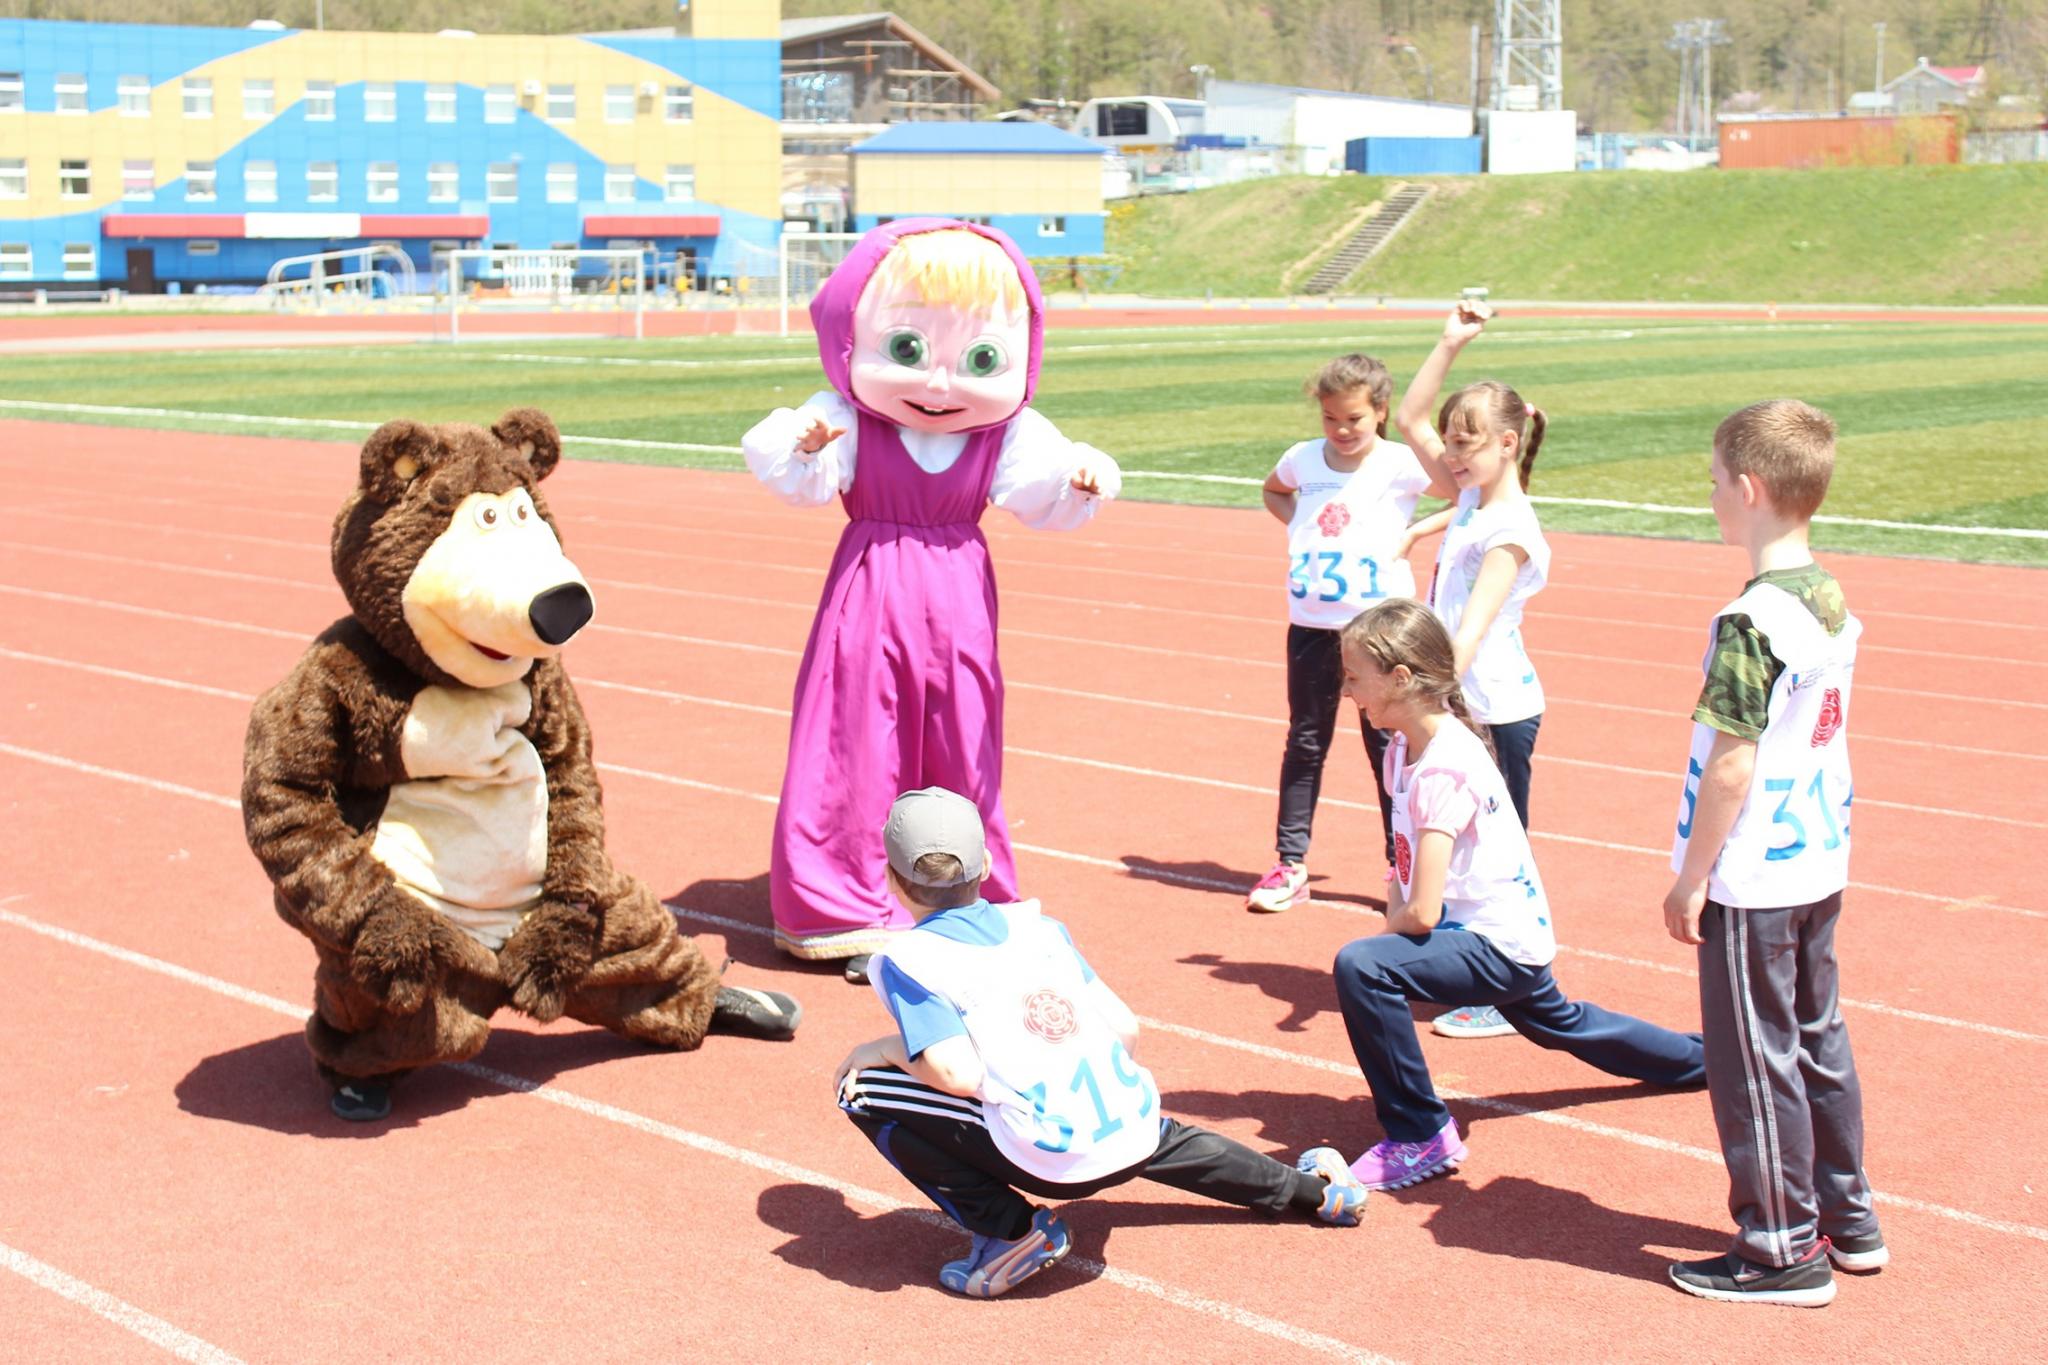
[1350,1118,1466,1190]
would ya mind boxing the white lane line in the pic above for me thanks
[0,741,243,809]
[0,903,1389,1364]
[0,1239,247,1365]
[6,738,2047,1246]
[2,635,2038,915]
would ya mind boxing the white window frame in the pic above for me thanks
[663,165,695,203]
[183,77,212,118]
[364,82,396,122]
[427,162,459,203]
[55,73,87,115]
[307,161,338,203]
[367,161,399,203]
[487,163,518,202]
[0,158,25,200]
[60,159,90,199]
[484,84,514,123]
[545,84,575,121]
[118,74,150,116]
[604,164,636,203]
[545,163,578,204]
[62,242,96,280]
[0,73,22,115]
[185,161,217,202]
[0,243,30,277]
[123,159,155,201]
[426,83,457,123]
[242,78,275,119]
[664,83,693,122]
[1039,216,1067,236]
[245,159,277,203]
[187,240,221,257]
[305,80,335,121]
[604,85,634,122]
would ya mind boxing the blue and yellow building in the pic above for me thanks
[0,11,782,291]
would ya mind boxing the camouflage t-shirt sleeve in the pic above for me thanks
[1693,613,1779,741]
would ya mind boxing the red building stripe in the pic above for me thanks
[100,215,248,239]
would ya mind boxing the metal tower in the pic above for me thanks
[1492,0,1563,110]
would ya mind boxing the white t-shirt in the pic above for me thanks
[1429,487,1551,724]
[1272,438,1430,629]
[1671,583,1860,908]
[1384,718,1556,968]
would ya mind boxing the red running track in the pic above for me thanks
[1,419,2044,1363]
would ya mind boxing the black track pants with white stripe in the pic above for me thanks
[842,1067,1324,1241]
[1697,893,1879,1267]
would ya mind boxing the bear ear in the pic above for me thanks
[359,420,442,503]
[492,408,563,481]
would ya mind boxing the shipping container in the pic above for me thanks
[1716,114,1960,169]
[1344,136,1484,175]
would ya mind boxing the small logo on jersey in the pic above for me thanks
[1393,832,1412,885]
[1316,501,1351,537]
[1485,796,1499,814]
[1811,687,1843,747]
[1022,989,1079,1043]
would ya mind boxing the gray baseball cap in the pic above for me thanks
[883,787,988,887]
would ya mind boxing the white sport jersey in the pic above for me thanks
[1429,488,1550,724]
[1273,438,1430,628]
[1385,720,1556,968]
[870,900,1162,1183]
[1671,583,1860,908]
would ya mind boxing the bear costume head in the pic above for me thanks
[333,407,594,689]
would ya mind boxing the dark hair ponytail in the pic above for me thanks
[1518,405,1545,490]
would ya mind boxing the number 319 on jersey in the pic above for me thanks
[1289,551,1382,603]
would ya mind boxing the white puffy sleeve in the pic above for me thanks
[741,390,858,506]
[987,406,1122,531]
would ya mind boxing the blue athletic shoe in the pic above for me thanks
[939,1208,1072,1298]
[1296,1146,1369,1226]
[1432,1004,1515,1038]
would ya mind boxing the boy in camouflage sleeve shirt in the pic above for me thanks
[1661,400,1884,1308]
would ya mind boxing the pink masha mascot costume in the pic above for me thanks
[742,218,1120,962]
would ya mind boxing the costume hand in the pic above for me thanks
[499,898,599,1023]
[349,890,447,1015]
[1443,300,1492,346]
[796,415,846,460]
[1662,877,1707,946]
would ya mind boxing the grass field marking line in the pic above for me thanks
[0,903,1396,1365]
[0,1237,250,1365]
[1552,945,2048,1043]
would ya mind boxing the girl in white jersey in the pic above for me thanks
[1327,600,1704,1190]
[1248,354,1456,912]
[1394,302,1552,1039]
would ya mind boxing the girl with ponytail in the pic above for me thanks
[1322,600,1704,1191]
[1392,301,1554,1040]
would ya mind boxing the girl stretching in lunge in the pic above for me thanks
[1395,301,1551,1039]
[1247,354,1455,912]
[1328,599,1704,1189]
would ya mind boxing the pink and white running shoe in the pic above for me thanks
[1246,862,1310,913]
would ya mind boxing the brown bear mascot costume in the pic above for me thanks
[243,408,799,1122]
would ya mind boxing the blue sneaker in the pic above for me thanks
[939,1208,1072,1298]
[1296,1146,1369,1226]
[1432,1004,1514,1038]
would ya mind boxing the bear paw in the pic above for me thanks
[350,895,446,1015]
[500,900,599,1023]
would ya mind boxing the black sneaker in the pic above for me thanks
[708,984,803,1040]
[330,1079,391,1123]
[1826,1231,1889,1272]
[1668,1242,1835,1307]
[843,954,873,985]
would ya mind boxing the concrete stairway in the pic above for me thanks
[1300,183,1432,295]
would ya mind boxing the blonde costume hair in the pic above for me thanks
[865,228,1028,318]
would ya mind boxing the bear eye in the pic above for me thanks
[883,329,928,368]
[473,502,501,531]
[959,339,1008,379]
[510,490,535,522]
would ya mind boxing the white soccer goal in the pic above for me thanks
[776,231,864,337]
[437,247,648,342]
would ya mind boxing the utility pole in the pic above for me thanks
[1873,21,1887,95]
[1491,0,1563,111]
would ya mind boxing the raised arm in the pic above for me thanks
[741,390,858,506]
[1395,304,1491,493]
[989,406,1122,531]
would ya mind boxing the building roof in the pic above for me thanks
[781,12,999,102]
[1205,77,1472,114]
[1883,58,1986,92]
[850,121,1106,155]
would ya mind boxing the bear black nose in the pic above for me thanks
[530,583,595,646]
